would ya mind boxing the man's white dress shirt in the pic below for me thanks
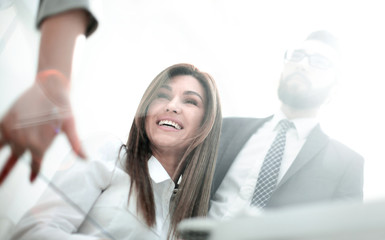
[209,111,318,220]
[11,139,176,240]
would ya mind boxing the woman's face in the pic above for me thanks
[145,75,206,156]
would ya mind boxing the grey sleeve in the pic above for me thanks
[36,0,102,37]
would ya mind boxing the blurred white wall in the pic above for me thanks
[1,0,385,235]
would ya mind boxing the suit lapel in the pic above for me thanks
[276,124,330,188]
[211,117,272,196]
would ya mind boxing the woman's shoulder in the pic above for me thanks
[82,133,124,163]
[59,133,125,176]
[53,133,127,188]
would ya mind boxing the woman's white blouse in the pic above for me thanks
[11,139,176,240]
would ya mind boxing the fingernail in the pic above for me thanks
[30,172,37,183]
[0,170,7,185]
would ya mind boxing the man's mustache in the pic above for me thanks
[282,72,312,88]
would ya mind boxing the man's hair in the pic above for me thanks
[306,30,340,52]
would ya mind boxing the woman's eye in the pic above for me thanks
[157,93,170,99]
[185,99,198,106]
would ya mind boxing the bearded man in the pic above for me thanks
[209,30,364,219]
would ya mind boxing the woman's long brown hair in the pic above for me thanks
[122,63,222,238]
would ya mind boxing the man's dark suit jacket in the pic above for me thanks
[211,117,364,209]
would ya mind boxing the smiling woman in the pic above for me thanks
[10,63,222,240]
[145,75,206,173]
[125,63,222,238]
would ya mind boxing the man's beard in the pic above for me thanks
[278,72,332,109]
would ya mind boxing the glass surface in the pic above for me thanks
[1,0,385,239]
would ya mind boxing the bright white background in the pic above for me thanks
[1,0,385,234]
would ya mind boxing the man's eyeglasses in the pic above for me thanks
[284,50,334,70]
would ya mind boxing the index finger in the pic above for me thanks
[62,117,86,159]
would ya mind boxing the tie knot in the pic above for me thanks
[278,119,294,132]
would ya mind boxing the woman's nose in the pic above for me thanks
[165,98,181,113]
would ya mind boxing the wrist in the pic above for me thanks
[36,69,70,88]
[35,69,71,108]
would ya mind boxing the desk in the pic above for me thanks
[178,199,385,240]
